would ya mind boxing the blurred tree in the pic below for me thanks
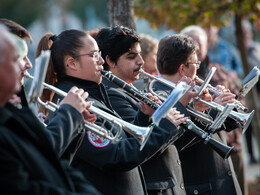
[67,0,108,29]
[106,0,136,30]
[135,0,259,75]
[0,0,48,28]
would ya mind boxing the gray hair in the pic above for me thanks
[180,25,208,44]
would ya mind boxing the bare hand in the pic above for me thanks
[60,86,90,113]
[213,93,235,106]
[139,93,161,116]
[83,110,97,123]
[193,89,212,112]
[139,102,155,116]
[179,76,198,106]
[212,85,235,106]
[165,107,187,127]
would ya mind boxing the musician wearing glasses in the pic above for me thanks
[36,29,189,195]
[0,19,98,163]
[0,25,101,195]
[155,34,242,195]
[96,26,202,195]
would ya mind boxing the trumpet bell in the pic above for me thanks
[240,110,255,134]
[131,124,155,151]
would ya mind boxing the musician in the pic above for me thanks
[181,25,247,195]
[0,18,98,160]
[36,29,188,195]
[0,25,100,194]
[96,26,200,195]
[155,33,242,195]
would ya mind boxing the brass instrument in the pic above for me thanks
[140,68,255,133]
[25,70,154,151]
[101,70,234,159]
[194,76,248,112]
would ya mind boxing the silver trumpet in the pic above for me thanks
[194,76,248,112]
[25,71,154,150]
[140,68,254,133]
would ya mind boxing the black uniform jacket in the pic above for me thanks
[102,77,188,195]
[152,81,242,195]
[0,103,100,194]
[51,75,183,195]
[18,86,85,162]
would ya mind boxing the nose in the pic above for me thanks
[98,56,105,65]
[137,54,144,67]
[25,56,32,69]
[24,56,32,70]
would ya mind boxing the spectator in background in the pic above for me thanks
[140,34,159,75]
[133,34,159,91]
[181,25,247,195]
[242,19,259,164]
[206,25,244,78]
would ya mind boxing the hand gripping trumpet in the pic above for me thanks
[195,66,260,112]
[194,76,248,112]
[140,68,255,133]
[101,70,234,159]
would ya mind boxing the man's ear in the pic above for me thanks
[106,55,116,69]
[178,64,185,76]
[65,57,77,71]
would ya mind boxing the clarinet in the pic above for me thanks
[101,71,160,109]
[101,70,233,159]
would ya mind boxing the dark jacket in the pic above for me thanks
[0,103,100,194]
[152,81,242,195]
[51,75,183,195]
[18,86,85,162]
[102,77,187,195]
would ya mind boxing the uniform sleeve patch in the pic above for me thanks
[87,131,110,147]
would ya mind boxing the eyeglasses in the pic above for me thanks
[75,51,101,62]
[186,61,201,68]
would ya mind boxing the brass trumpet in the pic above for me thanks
[25,71,154,150]
[139,68,254,133]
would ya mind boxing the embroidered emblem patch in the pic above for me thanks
[87,131,110,147]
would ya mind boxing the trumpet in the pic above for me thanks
[101,70,234,159]
[25,71,154,150]
[194,76,248,112]
[139,68,254,133]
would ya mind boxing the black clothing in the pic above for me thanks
[51,75,183,195]
[102,77,187,195]
[18,86,85,161]
[152,81,242,195]
[0,103,100,194]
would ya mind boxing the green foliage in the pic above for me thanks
[0,0,48,28]
[135,0,260,31]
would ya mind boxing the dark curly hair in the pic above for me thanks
[95,26,141,70]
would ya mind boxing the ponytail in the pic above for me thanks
[35,33,57,116]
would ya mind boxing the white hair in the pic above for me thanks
[180,25,208,44]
